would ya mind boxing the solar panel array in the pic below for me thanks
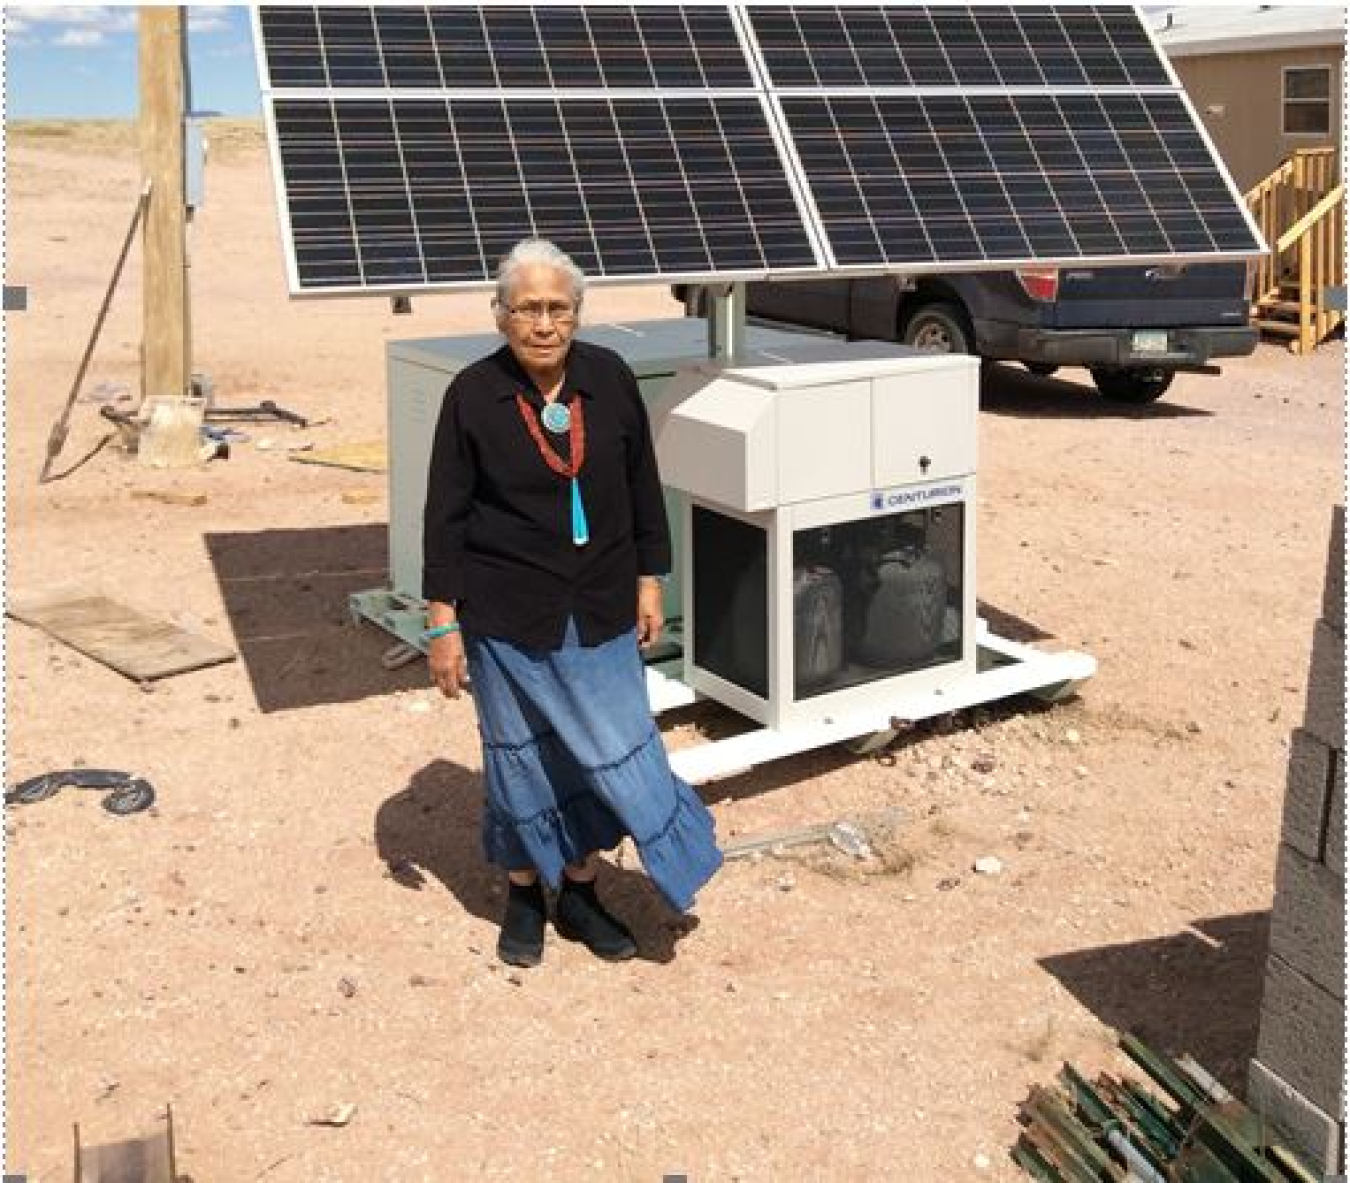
[254,4,1264,295]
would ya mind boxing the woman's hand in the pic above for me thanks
[429,631,470,699]
[637,576,664,649]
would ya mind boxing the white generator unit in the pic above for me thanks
[645,347,1095,784]
[652,352,978,731]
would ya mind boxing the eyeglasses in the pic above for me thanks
[503,300,578,326]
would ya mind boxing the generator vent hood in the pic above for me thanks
[651,353,981,514]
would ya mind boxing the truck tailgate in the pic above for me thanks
[1049,262,1250,329]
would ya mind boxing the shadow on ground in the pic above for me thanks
[980,363,1213,421]
[1038,910,1270,1095]
[374,759,700,965]
[204,524,426,712]
[656,594,1067,806]
[661,689,1074,811]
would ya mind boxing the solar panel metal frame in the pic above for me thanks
[253,3,1267,298]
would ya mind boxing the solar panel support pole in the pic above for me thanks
[138,7,192,407]
[706,282,748,363]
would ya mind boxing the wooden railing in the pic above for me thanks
[1278,185,1345,353]
[1245,147,1344,352]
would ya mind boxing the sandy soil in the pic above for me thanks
[4,120,1344,1182]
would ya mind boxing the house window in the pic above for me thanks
[1283,66,1332,135]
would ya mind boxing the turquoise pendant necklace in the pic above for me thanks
[569,476,588,546]
[541,401,571,434]
[515,393,589,547]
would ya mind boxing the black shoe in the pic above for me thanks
[554,877,638,961]
[497,881,547,968]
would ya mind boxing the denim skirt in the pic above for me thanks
[463,618,722,913]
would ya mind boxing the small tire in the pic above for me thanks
[1025,362,1059,377]
[1090,366,1175,404]
[901,302,974,356]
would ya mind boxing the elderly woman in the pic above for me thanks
[422,238,722,967]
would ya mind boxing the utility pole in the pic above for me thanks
[138,7,191,405]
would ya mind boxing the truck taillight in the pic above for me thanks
[1015,266,1060,302]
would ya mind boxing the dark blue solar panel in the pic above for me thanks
[261,5,755,91]
[747,6,1173,90]
[270,95,818,290]
[779,92,1261,267]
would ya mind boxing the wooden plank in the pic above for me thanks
[290,439,387,473]
[8,592,234,682]
[129,488,207,507]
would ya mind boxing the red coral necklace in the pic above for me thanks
[515,393,589,546]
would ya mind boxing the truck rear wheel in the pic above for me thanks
[901,302,974,356]
[1090,366,1175,404]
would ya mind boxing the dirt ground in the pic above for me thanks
[4,120,1344,1182]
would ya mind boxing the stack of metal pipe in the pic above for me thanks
[1015,1035,1320,1182]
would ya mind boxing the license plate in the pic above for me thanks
[1133,330,1169,354]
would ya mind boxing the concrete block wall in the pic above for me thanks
[1249,506,1345,1174]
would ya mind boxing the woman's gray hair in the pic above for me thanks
[494,238,587,310]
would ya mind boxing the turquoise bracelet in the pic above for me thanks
[422,622,461,641]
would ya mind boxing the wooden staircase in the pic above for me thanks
[1246,147,1344,353]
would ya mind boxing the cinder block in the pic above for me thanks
[1328,749,1344,877]
[1282,729,1335,862]
[1324,506,1344,635]
[1257,954,1345,1114]
[1302,620,1345,751]
[1269,842,1345,998]
[1248,1056,1343,1175]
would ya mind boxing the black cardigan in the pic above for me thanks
[422,340,671,649]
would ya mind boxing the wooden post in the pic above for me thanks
[1299,234,1312,353]
[138,7,190,404]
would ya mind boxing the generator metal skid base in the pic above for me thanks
[648,618,1094,784]
[350,587,438,655]
[347,589,1094,785]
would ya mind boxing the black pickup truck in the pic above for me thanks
[677,262,1258,404]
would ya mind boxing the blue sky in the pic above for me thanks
[6,5,263,118]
